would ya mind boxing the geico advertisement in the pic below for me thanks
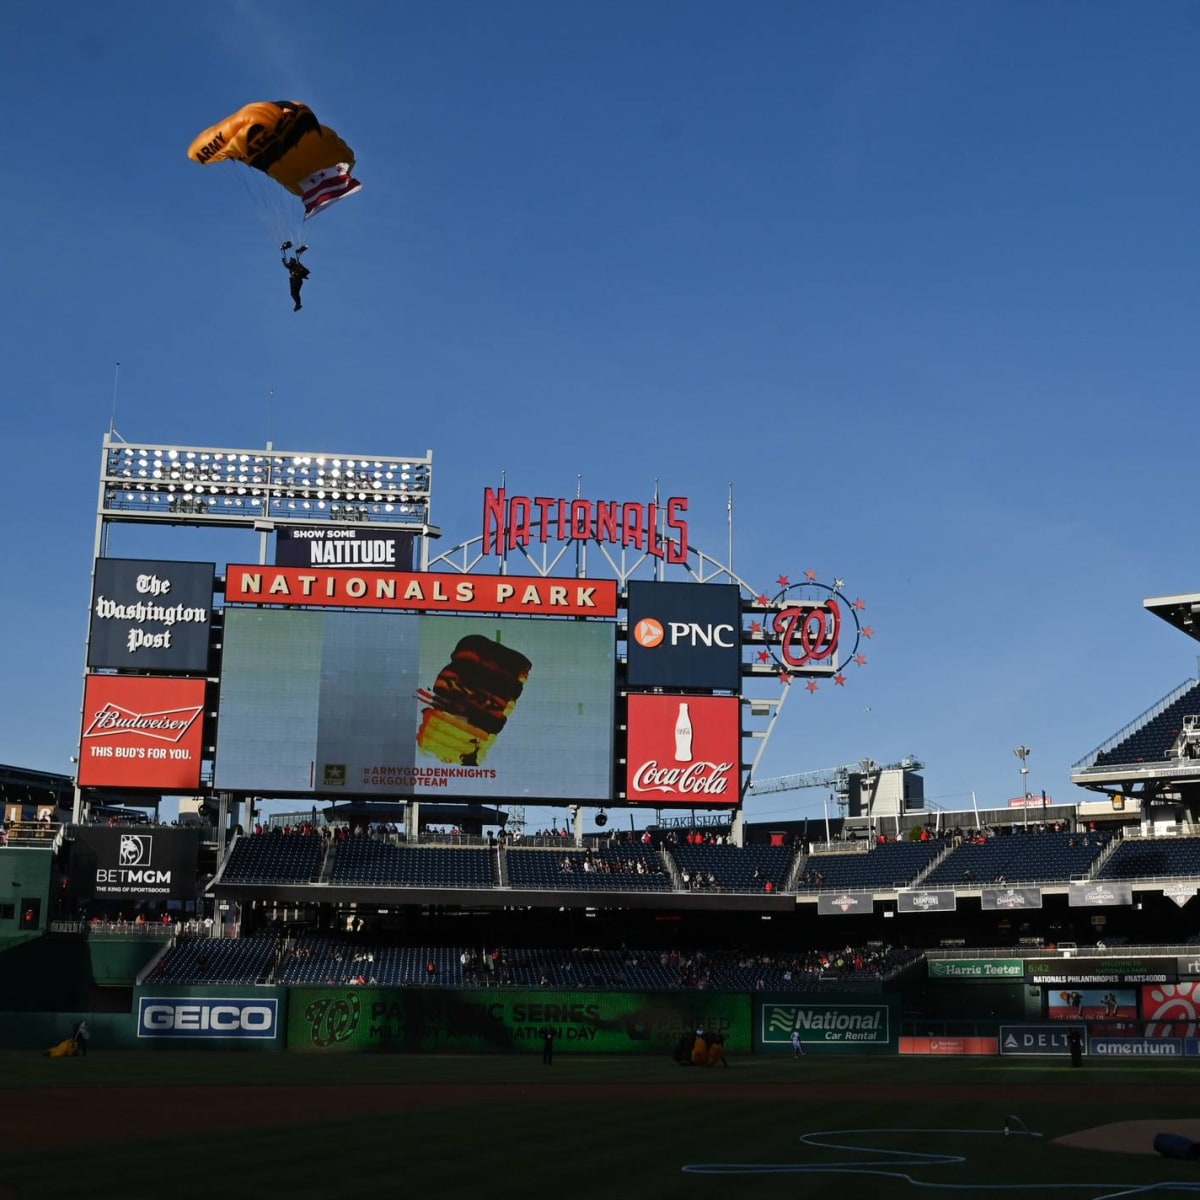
[289,988,750,1053]
[137,997,279,1038]
[215,610,615,798]
[625,580,742,691]
[78,675,206,790]
[625,694,740,804]
[71,827,200,899]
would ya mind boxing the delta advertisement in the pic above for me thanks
[625,580,742,691]
[214,610,615,798]
[87,558,214,673]
[77,675,207,790]
[624,694,740,805]
[287,988,750,1054]
[69,827,200,900]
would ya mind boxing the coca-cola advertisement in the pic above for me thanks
[77,675,207,790]
[625,694,740,805]
[215,609,615,798]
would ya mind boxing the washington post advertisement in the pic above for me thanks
[287,989,749,1054]
[215,610,615,798]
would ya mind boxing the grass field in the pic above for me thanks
[3,1052,1200,1199]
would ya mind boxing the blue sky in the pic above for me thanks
[4,1,1200,829]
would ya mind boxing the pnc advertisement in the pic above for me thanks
[77,675,207,790]
[625,694,740,805]
[215,609,615,798]
[625,580,742,691]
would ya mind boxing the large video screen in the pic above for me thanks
[215,609,615,798]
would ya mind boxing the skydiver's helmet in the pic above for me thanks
[280,241,293,250]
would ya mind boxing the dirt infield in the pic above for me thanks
[5,1080,1198,1155]
[1053,1119,1200,1156]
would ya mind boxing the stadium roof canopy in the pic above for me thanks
[1144,593,1200,641]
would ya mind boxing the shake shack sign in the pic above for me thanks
[87,559,214,672]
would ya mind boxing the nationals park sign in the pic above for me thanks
[224,566,617,617]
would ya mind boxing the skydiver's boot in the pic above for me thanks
[280,241,293,251]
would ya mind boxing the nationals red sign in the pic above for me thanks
[224,565,617,617]
[78,676,206,790]
[625,694,740,805]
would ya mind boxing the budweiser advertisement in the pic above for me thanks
[224,564,617,618]
[625,694,740,805]
[78,675,206,790]
[215,609,615,798]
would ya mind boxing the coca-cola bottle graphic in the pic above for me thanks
[674,702,693,763]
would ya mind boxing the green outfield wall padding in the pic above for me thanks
[287,987,751,1054]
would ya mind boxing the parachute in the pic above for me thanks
[188,101,361,242]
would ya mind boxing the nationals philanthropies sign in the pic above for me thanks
[625,694,739,805]
[78,675,206,790]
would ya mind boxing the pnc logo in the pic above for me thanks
[633,619,665,648]
[633,618,736,650]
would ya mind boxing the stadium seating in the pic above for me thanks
[922,830,1109,886]
[1093,682,1200,766]
[798,840,945,891]
[272,937,920,990]
[668,844,795,893]
[505,846,672,891]
[220,832,325,885]
[329,839,494,888]
[1097,836,1200,880]
[146,932,278,984]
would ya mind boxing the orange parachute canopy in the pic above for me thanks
[188,101,361,219]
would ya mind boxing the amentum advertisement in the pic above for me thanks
[214,609,615,798]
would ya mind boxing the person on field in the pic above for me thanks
[791,1029,804,1058]
[541,1025,556,1065]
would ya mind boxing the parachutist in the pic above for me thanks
[282,247,310,311]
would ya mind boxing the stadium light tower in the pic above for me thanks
[1013,745,1031,830]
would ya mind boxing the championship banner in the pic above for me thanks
[275,527,414,570]
[816,892,875,916]
[980,886,1042,911]
[897,889,957,915]
[287,988,749,1054]
[78,675,206,790]
[87,558,214,673]
[225,564,618,618]
[69,827,200,900]
[1068,881,1133,907]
